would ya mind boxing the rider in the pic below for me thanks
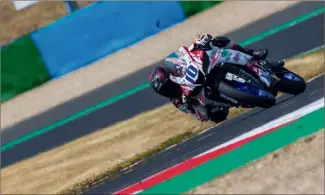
[149,33,281,122]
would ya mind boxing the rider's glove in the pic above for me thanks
[189,33,213,51]
[195,33,212,46]
[181,94,209,122]
[251,49,268,61]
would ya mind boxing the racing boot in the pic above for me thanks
[248,48,285,68]
[269,60,285,67]
[249,48,268,60]
[230,43,268,60]
[251,49,284,67]
[261,60,285,71]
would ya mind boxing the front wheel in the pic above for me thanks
[274,71,306,95]
[217,81,276,108]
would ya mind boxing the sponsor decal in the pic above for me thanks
[233,52,241,62]
[221,49,231,59]
[193,50,204,58]
[249,65,260,76]
[220,93,238,104]
[225,72,245,83]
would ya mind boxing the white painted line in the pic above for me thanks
[164,144,177,151]
[308,74,324,83]
[280,100,296,108]
[198,126,215,135]
[194,98,324,158]
[122,160,143,171]
[124,169,133,174]
[197,132,215,141]
[309,87,323,95]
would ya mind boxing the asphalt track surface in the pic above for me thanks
[1,4,324,168]
[2,1,323,139]
[86,75,324,194]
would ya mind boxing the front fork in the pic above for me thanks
[248,61,285,96]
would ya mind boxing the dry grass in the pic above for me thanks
[0,0,95,46]
[188,129,324,194]
[1,50,324,194]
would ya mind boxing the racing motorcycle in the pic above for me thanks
[170,46,306,113]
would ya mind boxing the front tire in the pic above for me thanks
[275,72,306,95]
[217,81,276,108]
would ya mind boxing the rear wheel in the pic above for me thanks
[207,106,229,123]
[217,81,276,108]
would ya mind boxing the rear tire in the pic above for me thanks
[208,107,229,123]
[217,81,276,108]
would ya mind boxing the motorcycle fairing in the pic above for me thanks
[170,46,206,96]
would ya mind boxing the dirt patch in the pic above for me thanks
[1,50,323,194]
[187,129,324,194]
[1,1,300,129]
[0,0,95,46]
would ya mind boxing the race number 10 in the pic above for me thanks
[185,65,198,83]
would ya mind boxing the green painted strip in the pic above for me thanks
[140,108,324,194]
[240,7,324,46]
[1,83,150,151]
[1,8,324,152]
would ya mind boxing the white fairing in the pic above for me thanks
[170,46,205,95]
[170,46,254,96]
[206,48,253,74]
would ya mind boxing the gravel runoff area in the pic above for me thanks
[1,1,300,129]
[188,129,324,194]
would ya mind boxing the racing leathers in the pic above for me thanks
[162,34,272,122]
